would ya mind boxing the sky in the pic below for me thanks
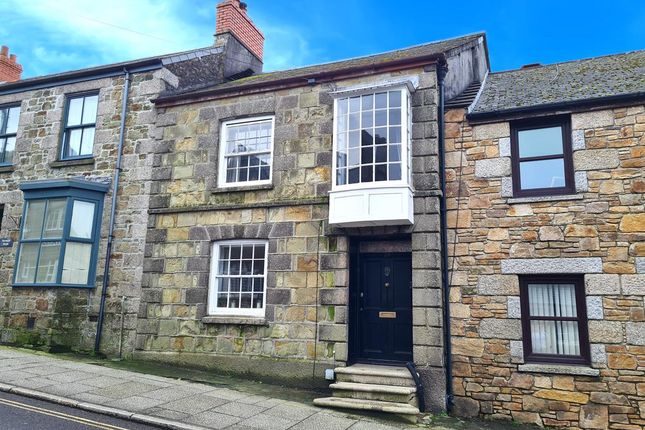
[1,0,644,79]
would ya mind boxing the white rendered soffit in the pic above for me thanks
[467,70,489,114]
[329,76,420,98]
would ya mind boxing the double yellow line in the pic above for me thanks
[0,397,131,430]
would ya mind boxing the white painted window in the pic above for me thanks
[333,87,411,189]
[209,240,268,317]
[218,116,274,187]
[328,82,414,227]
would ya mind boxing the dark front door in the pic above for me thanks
[356,252,412,363]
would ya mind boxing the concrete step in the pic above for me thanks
[334,364,416,387]
[313,397,419,422]
[330,381,417,404]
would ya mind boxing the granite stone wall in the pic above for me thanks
[136,66,446,408]
[0,69,176,355]
[445,106,645,428]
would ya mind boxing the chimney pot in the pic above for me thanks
[0,45,22,82]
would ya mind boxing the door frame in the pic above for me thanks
[347,236,413,366]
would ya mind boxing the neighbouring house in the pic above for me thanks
[0,1,643,427]
[444,52,645,428]
[0,0,262,356]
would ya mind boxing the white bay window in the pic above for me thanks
[330,81,414,227]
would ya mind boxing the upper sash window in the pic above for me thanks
[218,116,274,188]
[0,104,20,165]
[61,93,99,160]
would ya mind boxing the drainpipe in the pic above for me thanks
[94,69,131,354]
[436,61,454,413]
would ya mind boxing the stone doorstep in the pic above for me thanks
[330,381,418,406]
[334,364,414,380]
[313,397,419,422]
[330,382,416,395]
[0,383,209,430]
[319,364,420,422]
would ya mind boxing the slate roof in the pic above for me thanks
[156,33,485,101]
[0,46,224,95]
[445,80,481,108]
[470,50,645,116]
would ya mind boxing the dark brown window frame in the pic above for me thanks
[510,116,575,197]
[520,274,590,365]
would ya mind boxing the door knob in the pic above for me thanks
[384,282,390,288]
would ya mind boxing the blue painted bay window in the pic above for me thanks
[14,179,108,288]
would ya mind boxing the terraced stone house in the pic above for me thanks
[444,53,645,428]
[137,14,487,417]
[0,1,643,428]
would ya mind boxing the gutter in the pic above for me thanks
[0,62,160,96]
[153,54,443,107]
[436,61,454,413]
[94,68,132,355]
[467,91,645,123]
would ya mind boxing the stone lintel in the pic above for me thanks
[501,258,603,274]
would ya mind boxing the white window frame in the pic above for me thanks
[217,116,275,188]
[208,240,268,317]
[331,85,412,192]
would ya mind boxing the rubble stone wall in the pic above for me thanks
[445,105,645,428]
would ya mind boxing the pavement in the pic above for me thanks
[0,347,521,430]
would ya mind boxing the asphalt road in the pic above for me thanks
[0,391,161,430]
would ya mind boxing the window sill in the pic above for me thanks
[518,363,599,376]
[212,183,274,194]
[506,194,584,204]
[0,165,15,174]
[12,283,94,289]
[202,316,268,326]
[50,158,95,168]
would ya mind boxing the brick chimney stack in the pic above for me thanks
[0,46,22,83]
[215,0,264,62]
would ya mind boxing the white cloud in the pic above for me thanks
[2,0,213,75]
[261,24,313,71]
[1,0,317,76]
